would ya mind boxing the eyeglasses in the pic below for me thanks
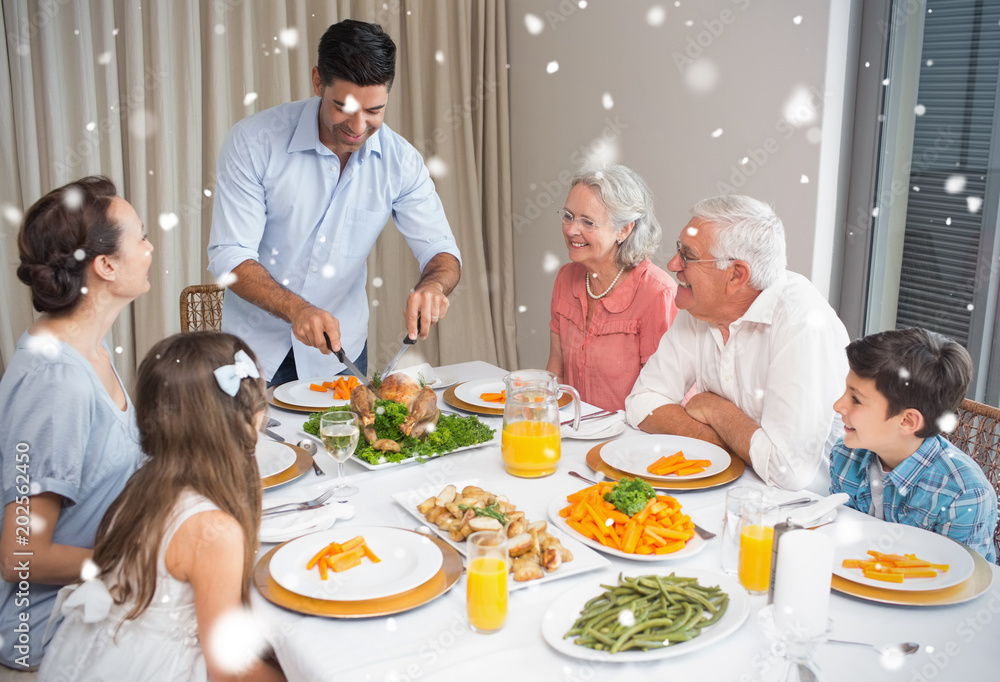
[675,241,736,267]
[558,209,605,232]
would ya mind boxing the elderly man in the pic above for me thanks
[625,195,849,491]
[208,20,461,384]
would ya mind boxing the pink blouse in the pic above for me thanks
[549,259,678,412]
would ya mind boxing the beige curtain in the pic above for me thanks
[0,0,517,388]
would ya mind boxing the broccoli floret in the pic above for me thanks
[604,477,656,517]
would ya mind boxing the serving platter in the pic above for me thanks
[541,568,750,662]
[392,479,610,591]
[546,496,708,562]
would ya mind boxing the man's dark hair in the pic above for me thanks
[316,20,396,90]
[846,328,973,438]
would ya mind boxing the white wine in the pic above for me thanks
[320,423,359,463]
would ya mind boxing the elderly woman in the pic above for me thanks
[546,165,678,412]
[0,177,152,668]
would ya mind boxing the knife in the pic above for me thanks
[381,333,418,379]
[324,332,375,392]
[380,317,421,379]
[264,427,285,442]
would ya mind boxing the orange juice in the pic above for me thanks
[467,556,508,632]
[739,524,774,593]
[501,420,561,477]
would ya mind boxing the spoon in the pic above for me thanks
[296,438,326,477]
[828,639,920,657]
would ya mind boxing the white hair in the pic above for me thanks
[572,164,661,268]
[690,195,786,289]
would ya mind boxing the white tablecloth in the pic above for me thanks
[255,361,1000,682]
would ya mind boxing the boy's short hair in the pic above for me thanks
[846,328,973,438]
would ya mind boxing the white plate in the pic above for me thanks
[391,479,610,591]
[561,416,626,440]
[601,434,731,481]
[541,568,750,662]
[351,429,500,470]
[273,378,351,409]
[268,526,443,601]
[817,521,975,591]
[389,364,460,390]
[547,496,707,561]
[453,378,508,408]
[255,440,297,479]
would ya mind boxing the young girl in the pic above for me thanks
[39,333,286,682]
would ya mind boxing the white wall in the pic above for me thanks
[507,0,856,369]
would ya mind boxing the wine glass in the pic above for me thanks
[320,411,360,498]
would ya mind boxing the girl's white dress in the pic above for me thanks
[38,491,217,681]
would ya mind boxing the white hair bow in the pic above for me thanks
[214,349,260,397]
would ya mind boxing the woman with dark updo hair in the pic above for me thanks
[0,176,153,669]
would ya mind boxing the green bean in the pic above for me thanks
[563,573,731,654]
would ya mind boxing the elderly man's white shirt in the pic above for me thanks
[625,271,849,491]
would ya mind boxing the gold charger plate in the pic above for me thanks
[586,440,745,490]
[261,443,312,489]
[266,386,333,414]
[830,542,994,606]
[443,382,573,416]
[254,530,463,617]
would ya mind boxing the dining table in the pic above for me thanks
[253,361,1000,682]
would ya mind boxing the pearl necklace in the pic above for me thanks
[586,266,625,300]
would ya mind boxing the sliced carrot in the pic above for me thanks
[309,383,328,392]
[332,554,363,572]
[340,536,365,551]
[886,567,937,577]
[306,541,340,570]
[654,540,686,554]
[864,569,904,583]
[893,559,931,568]
[362,545,381,563]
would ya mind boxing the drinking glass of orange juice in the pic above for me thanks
[738,500,776,595]
[500,370,580,477]
[467,531,508,633]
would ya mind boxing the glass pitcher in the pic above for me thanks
[500,370,580,477]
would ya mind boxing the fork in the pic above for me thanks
[262,488,337,516]
[560,409,617,426]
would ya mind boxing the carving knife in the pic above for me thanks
[324,332,375,392]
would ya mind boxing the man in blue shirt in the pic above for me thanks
[830,328,997,563]
[208,20,461,383]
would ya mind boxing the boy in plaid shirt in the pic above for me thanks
[830,328,997,562]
